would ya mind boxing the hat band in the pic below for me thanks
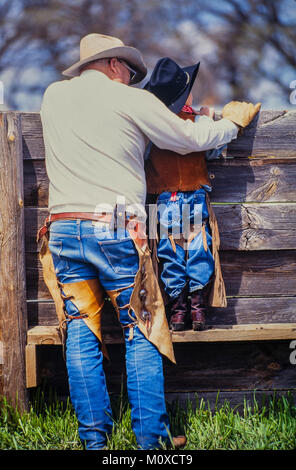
[168,72,190,107]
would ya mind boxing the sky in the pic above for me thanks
[0,0,295,111]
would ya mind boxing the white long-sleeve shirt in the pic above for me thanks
[40,69,238,214]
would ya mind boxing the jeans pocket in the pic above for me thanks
[48,239,70,275]
[98,237,139,276]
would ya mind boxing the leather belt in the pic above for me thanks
[37,211,134,242]
[49,211,114,223]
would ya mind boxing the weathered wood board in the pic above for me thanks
[26,297,296,330]
[24,203,296,252]
[32,340,296,396]
[0,113,28,407]
[20,110,296,160]
[25,250,296,301]
[23,157,296,206]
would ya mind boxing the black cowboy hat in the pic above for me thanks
[144,57,200,114]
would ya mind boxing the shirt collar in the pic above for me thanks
[80,69,108,80]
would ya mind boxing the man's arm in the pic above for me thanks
[132,90,239,155]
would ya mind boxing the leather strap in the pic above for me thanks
[36,211,139,242]
[37,212,114,242]
[49,211,113,223]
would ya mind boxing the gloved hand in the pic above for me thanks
[222,101,261,128]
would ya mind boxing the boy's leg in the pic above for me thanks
[187,222,215,330]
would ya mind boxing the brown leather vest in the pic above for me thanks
[145,111,212,194]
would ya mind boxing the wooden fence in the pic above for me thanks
[0,109,296,409]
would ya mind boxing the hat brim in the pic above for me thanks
[62,45,147,85]
[168,62,200,114]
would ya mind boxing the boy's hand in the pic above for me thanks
[196,106,215,120]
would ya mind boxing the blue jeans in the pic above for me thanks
[48,219,170,450]
[157,189,215,299]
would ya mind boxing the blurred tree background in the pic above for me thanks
[0,0,295,110]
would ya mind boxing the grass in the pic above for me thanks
[0,391,296,450]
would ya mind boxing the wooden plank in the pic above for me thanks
[27,325,123,345]
[33,339,296,393]
[20,111,296,161]
[21,112,45,161]
[225,110,296,159]
[24,159,49,207]
[25,344,38,388]
[0,112,28,409]
[27,323,296,347]
[219,250,296,297]
[214,203,296,251]
[27,296,296,328]
[23,158,296,208]
[165,390,296,410]
[0,341,3,365]
[164,340,296,392]
[25,250,296,300]
[172,324,296,342]
[24,203,296,252]
[208,158,296,203]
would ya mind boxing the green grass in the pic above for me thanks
[1,391,296,450]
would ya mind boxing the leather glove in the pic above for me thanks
[222,101,261,128]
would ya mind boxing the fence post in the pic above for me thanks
[0,112,28,410]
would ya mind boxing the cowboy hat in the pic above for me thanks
[144,57,200,113]
[62,33,147,85]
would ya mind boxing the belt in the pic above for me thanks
[37,211,117,242]
[36,211,138,242]
[49,211,114,223]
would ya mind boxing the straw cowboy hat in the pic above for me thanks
[62,33,147,84]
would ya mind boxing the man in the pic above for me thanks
[39,33,260,450]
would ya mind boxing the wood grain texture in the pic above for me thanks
[23,158,296,207]
[25,250,296,300]
[27,324,296,346]
[0,113,28,408]
[214,203,296,250]
[224,110,296,159]
[33,340,296,394]
[27,296,296,329]
[24,203,296,252]
[21,112,44,161]
[25,344,38,388]
[208,158,296,203]
[20,110,296,161]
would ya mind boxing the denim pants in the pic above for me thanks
[157,189,215,299]
[48,219,170,450]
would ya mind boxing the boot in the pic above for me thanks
[169,286,189,331]
[172,435,187,449]
[190,290,206,331]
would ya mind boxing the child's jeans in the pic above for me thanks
[157,189,215,299]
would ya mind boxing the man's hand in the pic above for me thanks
[222,101,261,128]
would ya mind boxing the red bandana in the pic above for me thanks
[182,105,196,114]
